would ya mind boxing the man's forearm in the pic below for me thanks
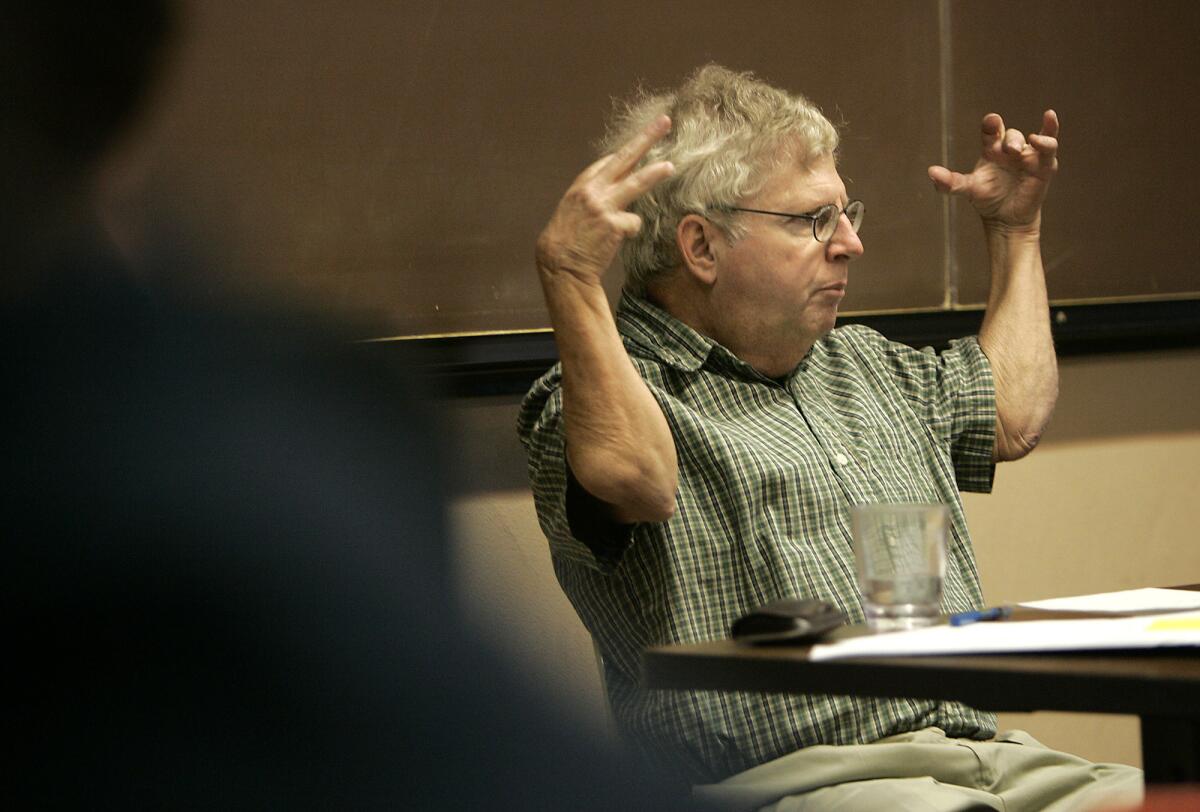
[541,269,678,523]
[977,224,1059,462]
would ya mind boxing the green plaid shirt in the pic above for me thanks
[518,294,998,784]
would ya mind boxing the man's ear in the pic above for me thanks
[677,214,719,286]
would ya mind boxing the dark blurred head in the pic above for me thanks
[1,2,175,180]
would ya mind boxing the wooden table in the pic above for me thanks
[644,627,1200,783]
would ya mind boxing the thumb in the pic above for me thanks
[927,165,968,196]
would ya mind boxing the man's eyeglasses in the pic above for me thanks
[720,199,865,243]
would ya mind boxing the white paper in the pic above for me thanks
[1016,587,1200,614]
[809,611,1200,661]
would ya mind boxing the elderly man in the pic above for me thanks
[519,65,1141,809]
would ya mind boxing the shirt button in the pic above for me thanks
[834,452,850,466]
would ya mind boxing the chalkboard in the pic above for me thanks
[102,0,1199,342]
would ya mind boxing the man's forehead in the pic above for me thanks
[752,154,846,207]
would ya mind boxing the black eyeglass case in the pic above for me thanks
[731,597,845,645]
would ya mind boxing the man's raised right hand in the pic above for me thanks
[535,115,675,287]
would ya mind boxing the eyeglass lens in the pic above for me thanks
[816,200,864,242]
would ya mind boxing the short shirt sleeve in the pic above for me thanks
[939,336,998,492]
[516,367,636,572]
[851,329,996,493]
[902,333,993,491]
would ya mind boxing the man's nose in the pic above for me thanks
[828,213,864,260]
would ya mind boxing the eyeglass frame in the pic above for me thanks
[713,199,865,243]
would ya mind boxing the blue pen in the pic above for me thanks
[949,606,1012,627]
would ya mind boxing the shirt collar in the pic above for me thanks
[616,292,781,382]
[619,290,825,381]
[615,292,714,373]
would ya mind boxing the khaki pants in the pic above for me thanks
[694,728,1144,812]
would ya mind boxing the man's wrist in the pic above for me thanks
[537,259,607,291]
[981,215,1042,243]
[538,261,616,331]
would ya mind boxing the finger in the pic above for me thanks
[611,211,643,239]
[1039,109,1060,139]
[611,160,675,209]
[577,152,617,184]
[928,165,970,195]
[1003,127,1028,155]
[980,113,1005,154]
[604,114,672,181]
[1029,134,1058,153]
[1029,133,1059,170]
[1031,110,1059,171]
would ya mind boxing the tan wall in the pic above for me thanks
[448,346,1200,765]
[968,347,1200,767]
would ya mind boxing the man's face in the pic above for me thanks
[709,152,864,368]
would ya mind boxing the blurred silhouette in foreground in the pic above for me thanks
[3,3,683,807]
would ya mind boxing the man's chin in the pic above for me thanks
[815,310,838,337]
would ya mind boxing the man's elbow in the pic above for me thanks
[993,390,1056,462]
[572,452,678,523]
[608,466,678,523]
[624,489,677,524]
[647,482,678,522]
[993,426,1044,462]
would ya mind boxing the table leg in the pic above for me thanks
[1141,715,1200,783]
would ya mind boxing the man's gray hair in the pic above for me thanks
[599,64,839,296]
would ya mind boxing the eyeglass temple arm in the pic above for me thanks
[723,206,818,221]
